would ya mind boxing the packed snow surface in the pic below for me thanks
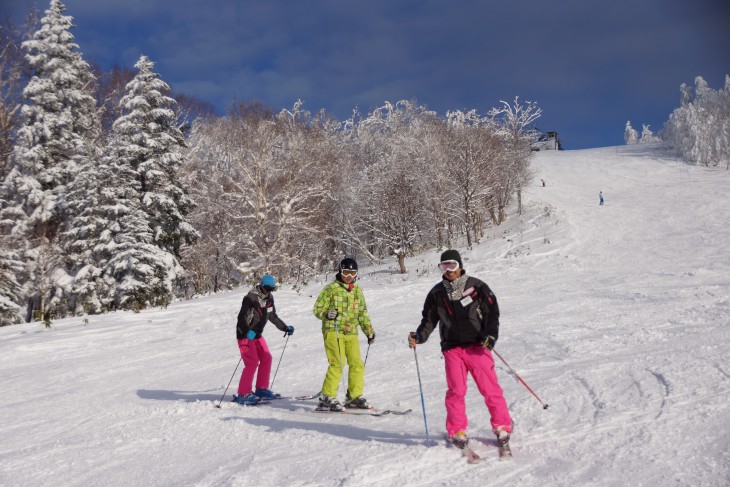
[2,144,729,486]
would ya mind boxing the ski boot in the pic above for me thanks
[494,424,513,459]
[254,388,281,399]
[344,395,370,409]
[316,395,344,412]
[448,430,469,449]
[235,393,262,406]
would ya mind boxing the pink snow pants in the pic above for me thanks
[237,338,273,395]
[443,344,512,437]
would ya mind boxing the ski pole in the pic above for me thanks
[364,342,371,365]
[269,332,290,391]
[334,322,346,394]
[492,349,549,409]
[215,357,242,408]
[413,347,430,443]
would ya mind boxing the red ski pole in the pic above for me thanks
[492,349,549,409]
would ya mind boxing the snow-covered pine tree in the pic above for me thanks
[0,0,100,321]
[624,121,639,145]
[62,118,182,313]
[114,55,198,260]
[103,137,180,311]
[0,236,24,325]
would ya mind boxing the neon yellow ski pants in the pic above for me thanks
[320,328,364,399]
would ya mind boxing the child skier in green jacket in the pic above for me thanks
[313,258,375,411]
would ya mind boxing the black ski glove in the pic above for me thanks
[367,333,375,345]
[482,335,496,350]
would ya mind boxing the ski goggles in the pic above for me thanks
[341,269,358,277]
[438,260,460,272]
[261,285,277,293]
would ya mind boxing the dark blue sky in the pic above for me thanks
[3,0,728,149]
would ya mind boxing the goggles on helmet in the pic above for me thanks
[341,269,358,277]
[438,260,460,272]
[261,285,277,293]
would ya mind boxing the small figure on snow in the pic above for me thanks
[234,274,294,405]
[408,250,512,449]
[599,191,604,205]
[541,179,545,187]
[313,258,376,411]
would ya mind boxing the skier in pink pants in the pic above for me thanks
[408,249,512,449]
[235,274,294,405]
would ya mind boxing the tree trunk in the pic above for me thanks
[489,207,499,226]
[26,298,35,323]
[397,251,407,274]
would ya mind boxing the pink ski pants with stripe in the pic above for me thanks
[443,344,512,437]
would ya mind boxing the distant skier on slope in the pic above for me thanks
[408,249,513,450]
[599,191,604,205]
[234,274,294,405]
[313,257,376,412]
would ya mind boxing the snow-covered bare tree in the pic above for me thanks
[114,55,198,260]
[183,100,335,288]
[663,75,730,168]
[444,110,501,249]
[344,101,436,272]
[0,0,100,321]
[95,64,135,133]
[624,121,639,145]
[488,97,539,217]
[0,16,31,181]
[639,124,659,143]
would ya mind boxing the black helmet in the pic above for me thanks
[339,257,358,272]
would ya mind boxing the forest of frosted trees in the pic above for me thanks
[0,1,539,325]
[1,1,725,326]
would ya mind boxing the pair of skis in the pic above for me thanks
[231,392,316,403]
[231,393,412,417]
[309,406,413,417]
[292,392,412,416]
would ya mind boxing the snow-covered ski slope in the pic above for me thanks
[1,143,729,486]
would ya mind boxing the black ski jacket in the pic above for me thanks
[236,287,288,340]
[415,274,500,351]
